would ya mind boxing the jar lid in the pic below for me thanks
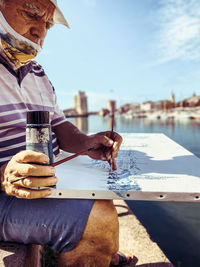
[27,111,50,124]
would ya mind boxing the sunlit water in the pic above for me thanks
[69,115,200,158]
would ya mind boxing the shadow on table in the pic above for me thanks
[127,200,200,267]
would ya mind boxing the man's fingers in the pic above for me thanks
[2,150,56,199]
[88,150,107,160]
[14,163,55,177]
[13,150,49,164]
[99,133,122,156]
[5,184,52,199]
[12,176,58,188]
[103,131,123,145]
[98,135,114,147]
[109,158,117,171]
[112,142,119,158]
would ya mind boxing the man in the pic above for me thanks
[0,0,133,266]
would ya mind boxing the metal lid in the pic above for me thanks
[27,111,50,124]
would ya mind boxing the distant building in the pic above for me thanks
[141,99,174,111]
[74,91,88,115]
[140,101,154,111]
[169,91,175,103]
[107,100,116,114]
[118,103,140,114]
[177,95,200,107]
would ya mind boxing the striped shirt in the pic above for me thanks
[0,56,66,166]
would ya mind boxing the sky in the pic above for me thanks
[36,0,200,111]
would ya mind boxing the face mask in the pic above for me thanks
[0,11,41,69]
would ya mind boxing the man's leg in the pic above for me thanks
[58,200,119,267]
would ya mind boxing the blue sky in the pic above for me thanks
[36,0,200,111]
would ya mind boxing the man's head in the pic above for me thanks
[0,0,68,47]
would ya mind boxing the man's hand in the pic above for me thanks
[0,150,57,199]
[86,131,123,170]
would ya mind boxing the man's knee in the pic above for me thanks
[58,201,119,267]
[82,200,119,254]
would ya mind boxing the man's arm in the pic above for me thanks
[52,120,90,153]
[52,120,123,169]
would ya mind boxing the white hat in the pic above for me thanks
[49,0,70,28]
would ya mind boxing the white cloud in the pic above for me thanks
[156,0,200,63]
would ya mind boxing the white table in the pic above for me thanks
[51,133,200,202]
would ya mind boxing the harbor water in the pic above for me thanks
[69,115,200,158]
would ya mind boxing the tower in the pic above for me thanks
[74,91,88,115]
[169,91,175,103]
[107,100,116,114]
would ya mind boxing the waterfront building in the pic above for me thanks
[177,95,200,107]
[140,101,154,111]
[74,91,88,115]
[107,100,116,114]
[141,98,174,111]
[118,103,140,114]
[169,91,175,103]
